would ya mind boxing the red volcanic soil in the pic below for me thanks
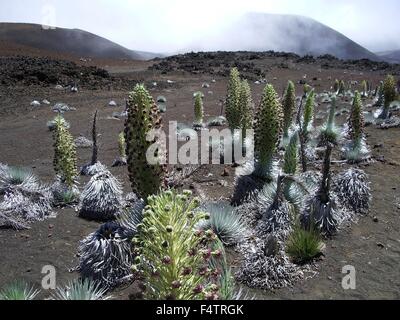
[0,51,399,299]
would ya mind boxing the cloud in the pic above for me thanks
[0,0,399,52]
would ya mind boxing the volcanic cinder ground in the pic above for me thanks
[0,51,399,300]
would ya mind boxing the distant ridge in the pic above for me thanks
[0,22,161,60]
[186,13,381,62]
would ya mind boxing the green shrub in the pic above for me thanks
[239,79,253,138]
[253,84,283,180]
[302,90,315,140]
[53,115,78,188]
[133,190,222,300]
[380,75,397,119]
[286,225,322,264]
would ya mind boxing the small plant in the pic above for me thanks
[361,80,368,97]
[193,91,204,128]
[239,79,253,139]
[225,68,241,130]
[338,80,346,95]
[380,75,397,119]
[302,144,337,236]
[125,84,167,200]
[79,222,134,288]
[112,132,127,167]
[333,79,340,93]
[133,190,221,300]
[0,281,39,300]
[319,96,340,146]
[282,81,296,141]
[197,202,247,246]
[302,90,315,141]
[78,170,123,221]
[0,166,38,193]
[53,114,78,189]
[344,91,369,162]
[286,224,322,264]
[253,84,283,180]
[52,279,110,300]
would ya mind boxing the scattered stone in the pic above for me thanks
[71,86,78,93]
[202,83,210,88]
[373,216,379,223]
[109,100,118,107]
[55,85,64,90]
[222,168,230,177]
[376,242,385,248]
[42,99,51,105]
[373,143,384,149]
[30,100,41,107]
[53,102,76,113]
[219,180,229,187]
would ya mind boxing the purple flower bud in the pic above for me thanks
[182,267,193,276]
[162,256,172,265]
[171,281,182,289]
[193,284,204,295]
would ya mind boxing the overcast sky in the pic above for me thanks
[1,0,399,53]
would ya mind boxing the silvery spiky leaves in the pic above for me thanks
[135,190,220,300]
[333,168,371,215]
[78,222,134,288]
[197,202,248,246]
[343,91,370,162]
[254,84,283,180]
[125,84,166,200]
[74,136,93,149]
[78,170,123,221]
[282,81,296,141]
[235,232,305,290]
[0,281,39,300]
[206,116,226,127]
[225,68,242,130]
[51,279,110,300]
[193,91,204,129]
[117,199,145,233]
[0,165,54,230]
[318,96,340,146]
[112,132,127,167]
[302,90,315,141]
[380,75,397,119]
[52,115,78,189]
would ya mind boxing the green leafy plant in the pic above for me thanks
[52,114,78,188]
[333,79,340,93]
[125,84,166,200]
[225,68,241,130]
[286,224,322,264]
[253,84,283,180]
[133,190,222,300]
[338,80,346,95]
[0,281,39,300]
